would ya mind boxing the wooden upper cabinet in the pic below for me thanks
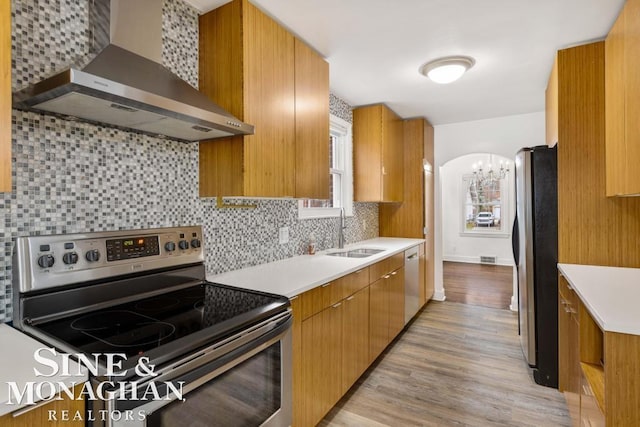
[1,0,11,193]
[294,38,330,199]
[605,0,640,196]
[198,0,329,199]
[353,104,404,202]
[545,54,559,147]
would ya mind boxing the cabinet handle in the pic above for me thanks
[391,271,397,276]
[332,302,342,308]
[355,269,365,274]
[322,283,331,288]
[407,253,418,260]
[289,295,299,301]
[382,166,387,175]
[383,274,391,279]
[566,283,573,290]
[346,296,355,301]
[12,393,58,417]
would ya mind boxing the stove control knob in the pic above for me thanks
[165,242,176,252]
[178,240,189,250]
[63,252,79,265]
[85,249,101,263]
[190,239,201,249]
[37,255,55,269]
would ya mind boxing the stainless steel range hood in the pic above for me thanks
[12,0,253,142]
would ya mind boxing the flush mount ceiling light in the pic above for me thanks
[419,56,475,84]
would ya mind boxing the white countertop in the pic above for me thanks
[0,324,88,416]
[208,237,425,297]
[558,263,640,335]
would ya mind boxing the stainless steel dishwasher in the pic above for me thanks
[404,246,420,324]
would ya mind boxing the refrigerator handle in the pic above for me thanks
[512,214,519,265]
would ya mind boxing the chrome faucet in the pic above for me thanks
[338,208,346,249]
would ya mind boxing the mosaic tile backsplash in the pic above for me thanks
[0,0,378,322]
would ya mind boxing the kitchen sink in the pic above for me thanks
[347,248,384,255]
[326,248,385,258]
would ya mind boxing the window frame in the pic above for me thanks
[298,114,354,219]
[460,173,511,238]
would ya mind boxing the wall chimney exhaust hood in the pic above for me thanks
[12,0,253,142]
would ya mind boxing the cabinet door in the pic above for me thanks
[624,0,640,195]
[294,38,329,199]
[0,386,84,426]
[290,296,304,427]
[545,55,558,147]
[605,5,626,196]
[342,286,370,394]
[388,267,405,340]
[381,106,403,202]
[369,277,389,363]
[558,292,570,392]
[243,1,295,197]
[1,0,10,192]
[301,303,342,427]
[353,105,383,202]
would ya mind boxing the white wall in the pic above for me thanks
[441,153,515,266]
[433,111,545,307]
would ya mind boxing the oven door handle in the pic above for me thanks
[114,313,291,413]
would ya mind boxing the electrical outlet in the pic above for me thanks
[278,227,289,244]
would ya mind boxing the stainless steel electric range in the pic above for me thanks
[12,226,292,427]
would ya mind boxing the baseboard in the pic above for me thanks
[433,289,446,301]
[510,295,518,312]
[443,254,513,267]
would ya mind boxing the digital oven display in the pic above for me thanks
[106,236,160,262]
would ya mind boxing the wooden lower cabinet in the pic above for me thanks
[558,276,581,423]
[369,266,405,363]
[388,267,405,340]
[369,277,389,363]
[0,385,84,426]
[290,296,304,427]
[341,286,370,394]
[301,301,343,427]
[294,256,406,426]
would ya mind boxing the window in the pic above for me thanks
[298,114,353,219]
[461,163,511,237]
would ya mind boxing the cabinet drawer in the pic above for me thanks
[559,275,579,321]
[336,267,369,298]
[370,253,404,281]
[300,281,343,320]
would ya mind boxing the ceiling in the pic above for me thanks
[184,0,625,125]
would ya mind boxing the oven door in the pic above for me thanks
[97,311,292,427]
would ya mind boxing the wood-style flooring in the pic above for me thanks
[320,301,570,427]
[444,262,513,310]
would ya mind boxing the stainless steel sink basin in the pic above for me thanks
[347,248,384,255]
[326,248,385,258]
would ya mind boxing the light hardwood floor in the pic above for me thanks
[320,301,570,427]
[443,261,513,310]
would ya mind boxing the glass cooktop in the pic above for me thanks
[36,283,289,359]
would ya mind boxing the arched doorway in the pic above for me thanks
[439,153,517,310]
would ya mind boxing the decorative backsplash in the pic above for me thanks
[0,0,378,322]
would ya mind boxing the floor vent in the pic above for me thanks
[480,255,497,265]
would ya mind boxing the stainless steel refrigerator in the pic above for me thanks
[512,145,558,388]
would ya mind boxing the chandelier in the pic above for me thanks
[470,160,510,187]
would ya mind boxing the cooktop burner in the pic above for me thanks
[70,310,176,348]
[35,282,286,359]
